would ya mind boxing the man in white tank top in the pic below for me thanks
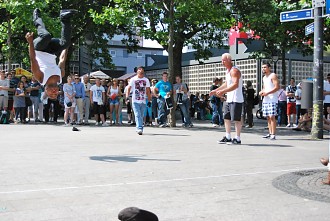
[210,53,243,145]
[25,8,77,100]
[259,62,280,140]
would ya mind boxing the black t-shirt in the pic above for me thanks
[29,82,41,97]
[210,85,220,104]
[246,87,255,101]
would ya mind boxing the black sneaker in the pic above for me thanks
[60,9,78,20]
[262,134,271,139]
[217,136,232,144]
[230,138,241,145]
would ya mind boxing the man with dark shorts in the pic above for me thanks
[90,78,108,126]
[210,53,243,145]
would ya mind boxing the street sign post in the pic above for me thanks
[280,9,313,22]
[305,22,315,35]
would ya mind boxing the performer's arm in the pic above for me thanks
[58,49,68,78]
[26,32,43,83]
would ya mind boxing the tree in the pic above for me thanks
[91,0,233,82]
[234,0,313,85]
[0,0,137,77]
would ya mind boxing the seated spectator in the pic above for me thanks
[292,108,312,132]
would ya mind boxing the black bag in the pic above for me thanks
[25,97,32,106]
[176,93,183,104]
[165,96,173,109]
[66,101,72,107]
[0,110,10,124]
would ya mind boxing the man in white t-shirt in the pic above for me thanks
[0,71,10,111]
[125,66,151,135]
[90,78,108,126]
[323,73,330,117]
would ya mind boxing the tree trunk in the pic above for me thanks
[280,49,286,86]
[7,16,11,72]
[168,0,176,127]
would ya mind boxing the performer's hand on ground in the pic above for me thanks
[25,32,34,44]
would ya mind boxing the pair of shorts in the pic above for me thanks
[109,98,119,105]
[262,102,278,117]
[224,102,242,121]
[93,102,105,115]
[0,96,8,108]
[287,102,296,115]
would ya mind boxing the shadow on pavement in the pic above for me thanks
[89,155,181,163]
[244,144,293,148]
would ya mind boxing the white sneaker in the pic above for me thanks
[102,122,109,127]
[212,124,219,127]
[270,134,276,140]
[292,124,297,128]
[137,129,143,135]
[95,122,99,126]
[286,124,291,128]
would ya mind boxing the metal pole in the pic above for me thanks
[311,6,324,139]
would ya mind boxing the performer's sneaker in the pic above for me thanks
[60,9,78,20]
[33,8,41,26]
[217,136,232,144]
[228,138,241,145]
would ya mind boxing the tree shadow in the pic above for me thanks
[89,155,181,163]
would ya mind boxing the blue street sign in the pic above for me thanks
[327,0,330,15]
[305,22,314,36]
[280,9,313,22]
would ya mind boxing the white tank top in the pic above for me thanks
[226,66,244,103]
[35,51,62,85]
[263,73,278,103]
[110,86,119,95]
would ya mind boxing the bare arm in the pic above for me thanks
[209,82,227,96]
[146,87,151,102]
[58,49,68,78]
[25,32,43,83]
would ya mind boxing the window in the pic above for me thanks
[123,50,128,58]
[110,50,116,57]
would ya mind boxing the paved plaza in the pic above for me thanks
[0,119,330,221]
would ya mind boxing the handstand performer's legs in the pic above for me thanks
[47,19,72,55]
[33,17,52,52]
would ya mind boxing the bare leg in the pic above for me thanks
[224,119,231,135]
[270,116,276,135]
[234,120,242,137]
[100,114,105,124]
[267,117,272,134]
[109,104,113,124]
[70,107,75,123]
[64,108,69,124]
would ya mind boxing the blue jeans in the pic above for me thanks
[179,99,191,126]
[157,96,169,125]
[211,102,224,125]
[296,104,301,124]
[132,102,146,131]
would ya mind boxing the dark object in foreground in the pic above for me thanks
[72,127,80,131]
[118,207,158,221]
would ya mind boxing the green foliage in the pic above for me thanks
[91,0,234,76]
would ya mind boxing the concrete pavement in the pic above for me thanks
[0,119,329,221]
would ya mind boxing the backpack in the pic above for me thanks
[0,110,10,124]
